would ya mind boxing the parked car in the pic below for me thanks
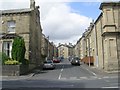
[68,56,73,61]
[71,57,80,66]
[58,57,64,62]
[53,58,60,63]
[43,60,55,70]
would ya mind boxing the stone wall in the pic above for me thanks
[2,65,29,76]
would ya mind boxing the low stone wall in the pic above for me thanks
[2,65,29,76]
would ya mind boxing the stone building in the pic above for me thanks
[75,2,120,72]
[48,42,57,60]
[53,44,58,58]
[99,2,120,71]
[0,0,43,70]
[74,40,80,58]
[58,43,74,59]
[41,34,58,60]
[41,34,48,61]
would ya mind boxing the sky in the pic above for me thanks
[0,0,119,46]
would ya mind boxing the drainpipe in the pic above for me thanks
[101,17,104,69]
[47,36,49,59]
[88,38,91,67]
[94,24,99,68]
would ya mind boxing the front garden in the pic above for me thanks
[1,36,29,76]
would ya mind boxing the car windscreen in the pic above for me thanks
[44,60,52,63]
[74,57,80,60]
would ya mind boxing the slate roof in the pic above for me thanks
[1,8,31,15]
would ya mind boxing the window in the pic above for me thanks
[109,39,116,57]
[3,41,12,58]
[7,21,16,33]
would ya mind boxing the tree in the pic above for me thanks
[11,37,26,64]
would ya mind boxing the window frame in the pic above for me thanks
[3,41,12,58]
[7,20,16,33]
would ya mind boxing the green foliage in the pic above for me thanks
[4,59,21,65]
[11,37,26,64]
[0,52,10,65]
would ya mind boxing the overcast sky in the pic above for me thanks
[0,0,118,45]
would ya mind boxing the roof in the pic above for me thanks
[58,44,73,48]
[1,8,31,15]
[100,2,120,10]
[94,13,102,25]
[1,34,20,39]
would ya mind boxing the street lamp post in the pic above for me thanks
[88,48,91,67]
[87,38,92,67]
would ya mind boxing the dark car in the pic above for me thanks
[43,60,55,70]
[53,58,60,63]
[59,57,64,62]
[71,57,80,66]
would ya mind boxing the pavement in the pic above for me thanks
[81,62,119,75]
[1,62,119,81]
[1,71,35,81]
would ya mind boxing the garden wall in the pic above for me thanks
[2,65,29,76]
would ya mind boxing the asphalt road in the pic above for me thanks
[1,59,119,90]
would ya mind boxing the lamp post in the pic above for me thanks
[88,48,92,67]
[87,38,92,67]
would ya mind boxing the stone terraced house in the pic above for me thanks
[0,0,43,70]
[75,2,120,72]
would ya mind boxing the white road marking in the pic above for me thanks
[58,65,64,80]
[86,68,96,76]
[105,80,110,82]
[109,76,118,78]
[60,78,67,80]
[70,77,77,79]
[81,66,97,76]
[91,72,96,76]
[58,73,62,80]
[61,68,63,72]
[98,78,102,79]
[103,76,118,79]
[103,76,109,78]
[59,76,103,80]
[89,76,97,78]
[101,86,119,88]
[80,77,88,79]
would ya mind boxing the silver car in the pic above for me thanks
[43,60,55,70]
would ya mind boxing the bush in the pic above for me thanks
[4,59,21,65]
[11,37,26,64]
[0,52,10,65]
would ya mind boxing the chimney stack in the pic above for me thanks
[30,0,35,10]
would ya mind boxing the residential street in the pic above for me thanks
[1,59,119,90]
[1,1,120,90]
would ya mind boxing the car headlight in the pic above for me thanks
[76,60,78,63]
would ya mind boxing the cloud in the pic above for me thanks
[0,0,29,10]
[0,0,92,45]
[38,2,92,45]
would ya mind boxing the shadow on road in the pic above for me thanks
[2,79,86,90]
